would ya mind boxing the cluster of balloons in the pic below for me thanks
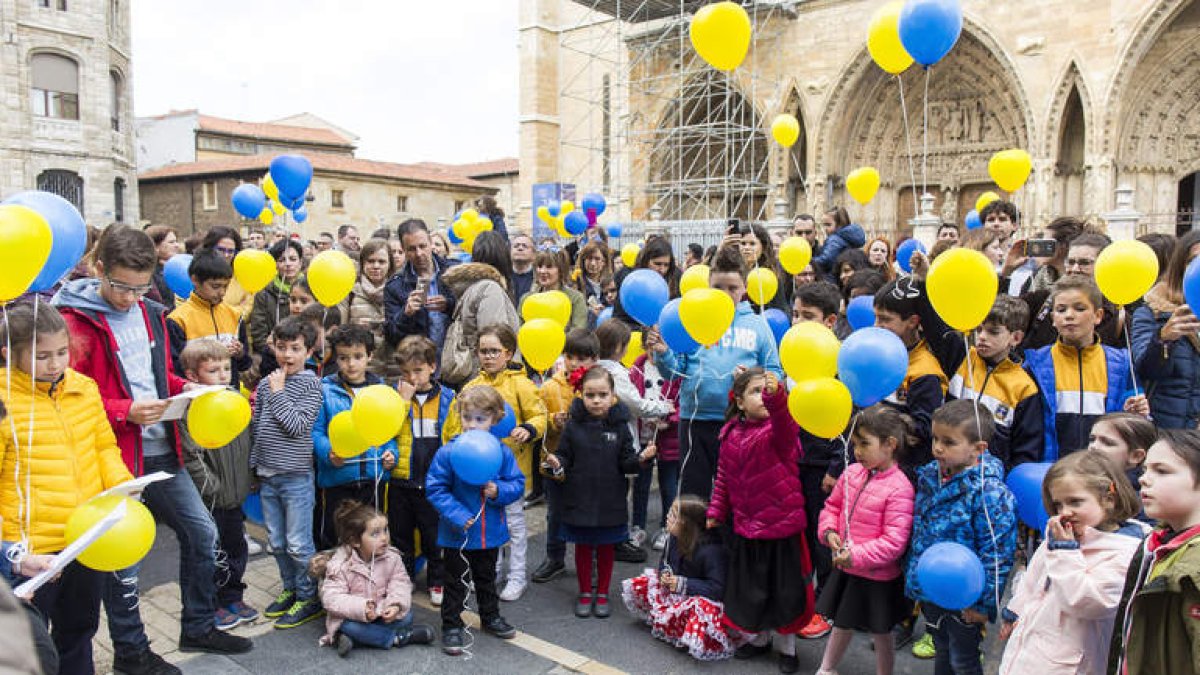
[867,0,963,74]
[535,193,609,240]
[448,209,495,254]
[230,154,315,226]
[0,191,87,303]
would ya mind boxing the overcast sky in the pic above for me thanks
[131,1,519,165]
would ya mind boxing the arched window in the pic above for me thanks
[110,70,123,131]
[31,53,79,120]
[37,170,83,212]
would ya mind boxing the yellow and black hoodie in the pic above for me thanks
[882,339,948,472]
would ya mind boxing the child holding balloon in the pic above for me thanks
[997,451,1147,674]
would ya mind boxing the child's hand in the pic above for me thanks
[267,369,286,393]
[329,454,345,468]
[660,571,679,593]
[832,546,852,569]
[824,531,843,551]
[382,451,396,471]
[396,380,416,402]
[482,481,498,499]
[1047,515,1076,543]
[705,518,719,530]
[381,604,400,622]
[509,427,532,444]
[909,251,931,281]
[1123,394,1150,417]
[763,372,779,395]
[643,326,667,355]
[543,454,561,471]
[128,400,169,425]
[640,443,657,462]
[365,600,377,621]
[227,340,244,358]
[821,474,837,494]
[552,412,568,430]
[961,608,987,625]
[998,620,1016,640]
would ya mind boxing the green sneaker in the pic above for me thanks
[912,633,935,659]
[274,598,324,629]
[263,590,296,618]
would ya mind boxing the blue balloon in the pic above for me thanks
[546,200,562,218]
[447,226,463,245]
[606,223,623,238]
[658,298,701,354]
[620,269,670,326]
[1184,257,1200,318]
[846,296,876,331]
[294,206,308,224]
[230,184,266,219]
[965,209,982,230]
[285,194,306,211]
[491,403,517,440]
[581,192,607,217]
[563,210,589,236]
[763,308,790,345]
[916,542,985,611]
[450,429,504,485]
[596,306,613,326]
[3,191,87,293]
[163,254,194,299]
[896,238,928,274]
[898,0,963,67]
[837,327,907,406]
[1006,461,1052,530]
[269,154,313,202]
[242,493,264,525]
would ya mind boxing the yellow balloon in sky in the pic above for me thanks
[867,1,914,75]
[976,191,1001,214]
[1094,240,1159,306]
[307,250,357,307]
[679,288,735,346]
[689,1,752,72]
[846,167,881,205]
[927,248,999,332]
[746,267,778,305]
[771,114,800,148]
[988,149,1033,193]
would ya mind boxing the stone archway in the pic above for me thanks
[1047,62,1093,218]
[778,87,809,216]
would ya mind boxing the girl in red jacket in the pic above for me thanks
[815,404,916,675]
[705,368,813,674]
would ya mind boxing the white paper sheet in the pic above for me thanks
[158,385,226,422]
[98,471,172,499]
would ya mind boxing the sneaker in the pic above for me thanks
[799,614,832,639]
[734,642,771,660]
[575,593,593,618]
[274,598,324,629]
[263,589,296,618]
[629,526,648,548]
[523,491,545,508]
[482,616,517,639]
[112,648,181,675]
[892,620,915,649]
[335,632,353,658]
[398,624,435,646]
[652,529,669,551]
[911,632,935,659]
[499,578,527,602]
[532,559,566,583]
[779,653,800,674]
[442,627,464,655]
[214,607,241,631]
[429,586,444,606]
[229,601,259,623]
[614,540,647,563]
[178,628,253,654]
[593,593,611,619]
[245,534,263,556]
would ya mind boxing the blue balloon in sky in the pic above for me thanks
[898,0,963,67]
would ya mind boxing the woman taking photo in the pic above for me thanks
[521,250,588,332]
[337,238,399,382]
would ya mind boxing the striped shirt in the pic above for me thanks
[250,370,322,475]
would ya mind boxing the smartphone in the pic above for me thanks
[413,277,430,302]
[727,218,749,236]
[1024,239,1056,258]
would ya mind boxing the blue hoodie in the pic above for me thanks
[312,373,398,489]
[811,223,867,278]
[656,302,783,421]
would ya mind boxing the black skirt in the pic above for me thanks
[814,568,911,634]
[723,533,813,634]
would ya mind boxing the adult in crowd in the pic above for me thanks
[431,230,453,260]
[564,226,608,266]
[1131,229,1200,429]
[438,231,520,387]
[336,225,361,256]
[520,250,587,332]
[573,240,613,321]
[864,236,896,281]
[612,236,681,328]
[1139,232,1176,287]
[54,226,251,674]
[727,223,791,313]
[200,225,253,317]
[833,248,871,294]
[476,195,510,241]
[1018,216,1084,295]
[246,230,266,250]
[317,232,334,252]
[388,237,405,271]
[145,225,179,306]
[249,239,304,353]
[384,219,458,355]
[937,222,960,244]
[337,238,400,383]
[684,243,704,268]
[959,228,1007,273]
[510,232,536,302]
[370,227,393,241]
[1021,230,1122,351]
[811,206,865,282]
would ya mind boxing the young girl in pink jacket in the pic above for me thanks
[815,405,915,675]
[998,451,1148,675]
[318,501,435,657]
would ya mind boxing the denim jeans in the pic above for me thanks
[631,459,680,530]
[104,455,219,656]
[260,472,317,599]
[923,602,984,675]
[339,612,414,649]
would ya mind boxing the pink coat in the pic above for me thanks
[707,387,806,540]
[319,545,414,644]
[817,463,913,581]
[999,523,1149,675]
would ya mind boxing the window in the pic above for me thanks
[331,189,344,209]
[37,170,82,212]
[113,178,125,223]
[396,195,408,212]
[453,200,465,214]
[39,0,68,9]
[31,53,79,120]
[109,71,122,131]
[201,181,217,211]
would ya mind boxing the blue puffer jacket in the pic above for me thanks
[312,374,397,489]
[1131,290,1200,429]
[425,438,525,550]
[811,223,866,278]
[905,453,1018,620]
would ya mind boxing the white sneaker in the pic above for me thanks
[429,586,443,607]
[652,529,669,551]
[245,534,263,556]
[499,579,527,602]
[629,526,648,548]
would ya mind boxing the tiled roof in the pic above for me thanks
[415,158,519,178]
[197,114,354,148]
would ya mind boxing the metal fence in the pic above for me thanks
[609,219,746,260]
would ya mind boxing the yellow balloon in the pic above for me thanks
[476,217,494,233]
[259,207,274,225]
[65,495,156,572]
[771,114,800,148]
[536,205,552,224]
[621,243,641,268]
[307,250,357,307]
[746,267,778,305]
[976,191,1001,214]
[233,249,277,293]
[0,205,52,303]
[1094,240,1159,306]
[780,322,840,382]
[452,219,471,241]
[262,174,280,202]
[461,236,475,255]
[522,290,572,328]
[518,318,566,372]
[461,208,480,223]
[187,390,251,449]
[927,248,999,331]
[560,200,575,217]
[329,410,370,459]
[351,384,404,445]
[788,378,852,439]
[846,167,881,205]
[680,264,710,295]
[679,288,736,346]
[271,200,285,216]
[622,331,645,368]
[867,1,914,75]
[689,1,752,72]
[988,149,1033,193]
[778,236,813,275]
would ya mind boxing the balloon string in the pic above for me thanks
[897,75,920,223]
[26,298,37,540]
[3,303,26,551]
[922,67,931,198]
[840,412,859,539]
[964,332,1002,618]
[1121,306,1140,396]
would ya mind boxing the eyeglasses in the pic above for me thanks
[477,348,505,357]
[794,229,814,237]
[105,277,153,296]
[1066,258,1095,269]
[214,246,236,256]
